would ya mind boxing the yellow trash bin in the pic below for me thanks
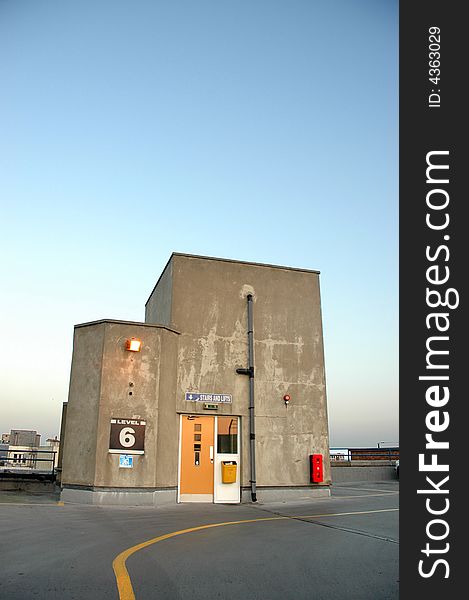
[221,461,237,483]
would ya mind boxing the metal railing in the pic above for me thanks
[0,450,57,475]
[329,447,399,462]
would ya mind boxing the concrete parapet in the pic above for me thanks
[241,485,330,503]
[331,462,397,483]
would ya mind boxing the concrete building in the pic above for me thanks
[60,253,331,505]
[8,430,41,447]
[0,430,41,472]
[0,430,59,475]
[37,437,61,471]
[0,444,9,465]
[6,446,38,469]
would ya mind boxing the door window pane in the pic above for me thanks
[217,417,238,453]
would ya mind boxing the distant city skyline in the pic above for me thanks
[0,0,398,447]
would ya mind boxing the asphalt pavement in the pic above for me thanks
[0,481,399,600]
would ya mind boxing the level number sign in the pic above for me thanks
[109,418,146,454]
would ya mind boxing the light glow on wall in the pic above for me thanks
[126,338,142,352]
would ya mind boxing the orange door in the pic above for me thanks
[180,415,214,497]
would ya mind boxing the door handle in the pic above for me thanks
[210,446,214,463]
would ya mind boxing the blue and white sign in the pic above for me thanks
[185,392,232,403]
[119,454,134,468]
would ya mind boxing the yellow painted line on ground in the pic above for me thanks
[113,508,399,600]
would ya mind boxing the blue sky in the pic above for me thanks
[0,0,398,447]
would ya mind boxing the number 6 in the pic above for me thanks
[119,427,136,448]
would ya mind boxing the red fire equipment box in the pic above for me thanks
[310,454,323,483]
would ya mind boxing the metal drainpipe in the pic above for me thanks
[247,294,257,502]
[236,294,257,502]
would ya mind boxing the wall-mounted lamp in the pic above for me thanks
[283,394,291,405]
[126,338,142,352]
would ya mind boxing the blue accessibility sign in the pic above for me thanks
[119,454,134,468]
[185,392,232,403]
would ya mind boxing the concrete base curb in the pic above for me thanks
[61,485,331,506]
[61,487,177,506]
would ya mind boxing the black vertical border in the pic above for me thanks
[400,2,465,597]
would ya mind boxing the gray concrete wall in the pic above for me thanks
[94,322,163,488]
[167,254,331,488]
[0,479,58,492]
[56,402,67,483]
[145,259,173,326]
[155,330,180,487]
[61,320,180,490]
[61,323,104,486]
[241,486,330,502]
[331,463,398,483]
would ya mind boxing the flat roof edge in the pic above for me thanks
[171,252,321,275]
[145,252,321,306]
[74,319,180,335]
[145,254,174,307]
